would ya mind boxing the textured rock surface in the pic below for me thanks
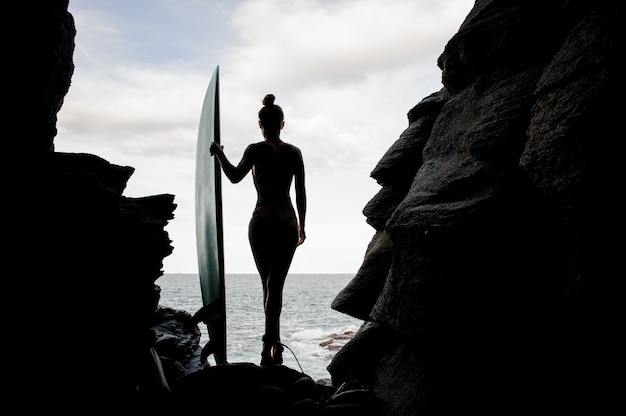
[6,1,177,412]
[330,1,624,415]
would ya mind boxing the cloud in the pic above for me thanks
[59,65,206,156]
[225,0,468,88]
[57,0,475,273]
[213,0,473,169]
[60,0,473,166]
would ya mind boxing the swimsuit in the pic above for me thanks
[248,141,299,278]
[251,142,296,222]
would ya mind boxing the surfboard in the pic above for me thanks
[193,65,227,365]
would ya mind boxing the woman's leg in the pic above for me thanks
[263,217,298,365]
[249,215,274,364]
[249,214,298,365]
[263,216,298,343]
[249,215,272,307]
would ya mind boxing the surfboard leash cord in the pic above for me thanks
[278,342,305,374]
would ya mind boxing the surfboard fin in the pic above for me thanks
[200,339,215,365]
[191,298,223,326]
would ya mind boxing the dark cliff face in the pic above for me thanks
[330,0,624,415]
[6,1,177,411]
[7,0,76,152]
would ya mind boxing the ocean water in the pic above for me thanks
[157,273,363,381]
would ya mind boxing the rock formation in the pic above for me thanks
[6,1,177,412]
[6,0,623,415]
[330,0,624,415]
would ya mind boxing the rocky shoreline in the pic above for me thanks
[7,1,622,414]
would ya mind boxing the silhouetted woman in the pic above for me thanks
[210,94,306,366]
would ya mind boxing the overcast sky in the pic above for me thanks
[56,0,474,274]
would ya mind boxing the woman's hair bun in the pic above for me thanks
[262,94,276,106]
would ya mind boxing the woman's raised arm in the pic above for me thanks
[210,142,255,183]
